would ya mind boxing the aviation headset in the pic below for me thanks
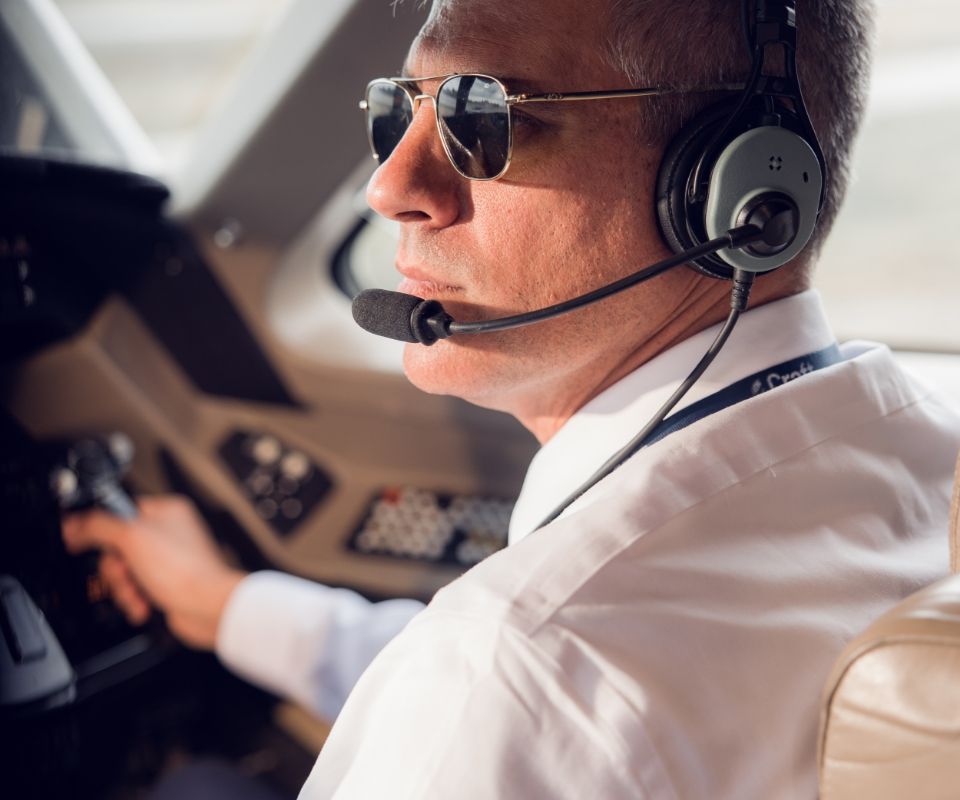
[655,0,827,280]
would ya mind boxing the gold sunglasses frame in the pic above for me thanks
[359,73,744,181]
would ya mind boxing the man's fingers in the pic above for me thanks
[62,509,133,554]
[114,583,151,625]
[99,553,152,625]
[99,551,133,588]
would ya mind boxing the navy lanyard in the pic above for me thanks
[643,342,843,447]
[531,342,843,533]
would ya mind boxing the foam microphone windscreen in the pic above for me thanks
[351,289,422,343]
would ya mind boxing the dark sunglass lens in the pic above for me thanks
[365,81,413,163]
[437,76,510,179]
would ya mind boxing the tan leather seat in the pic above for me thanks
[818,453,960,799]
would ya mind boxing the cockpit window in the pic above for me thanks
[813,0,960,353]
[0,29,75,160]
[332,212,401,299]
[50,0,292,171]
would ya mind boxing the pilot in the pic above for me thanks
[62,0,960,797]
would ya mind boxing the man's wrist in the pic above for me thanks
[210,568,248,638]
[170,568,249,650]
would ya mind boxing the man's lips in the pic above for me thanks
[396,277,462,297]
[396,266,461,297]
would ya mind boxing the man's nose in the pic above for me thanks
[366,100,462,227]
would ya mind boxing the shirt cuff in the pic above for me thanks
[215,571,340,712]
[215,570,424,719]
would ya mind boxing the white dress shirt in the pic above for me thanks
[217,291,960,798]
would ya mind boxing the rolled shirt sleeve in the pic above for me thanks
[215,571,424,720]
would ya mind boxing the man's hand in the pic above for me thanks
[62,495,247,650]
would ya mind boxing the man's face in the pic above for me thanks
[367,0,707,437]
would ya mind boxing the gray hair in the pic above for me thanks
[604,0,875,256]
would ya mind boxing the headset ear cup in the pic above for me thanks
[656,100,741,280]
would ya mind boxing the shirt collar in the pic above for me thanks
[508,289,837,544]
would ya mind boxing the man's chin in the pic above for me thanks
[401,341,505,410]
[401,342,457,397]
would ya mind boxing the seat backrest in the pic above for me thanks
[817,452,960,800]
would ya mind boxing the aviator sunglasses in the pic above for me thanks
[360,73,742,181]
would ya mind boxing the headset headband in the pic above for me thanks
[690,0,826,214]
